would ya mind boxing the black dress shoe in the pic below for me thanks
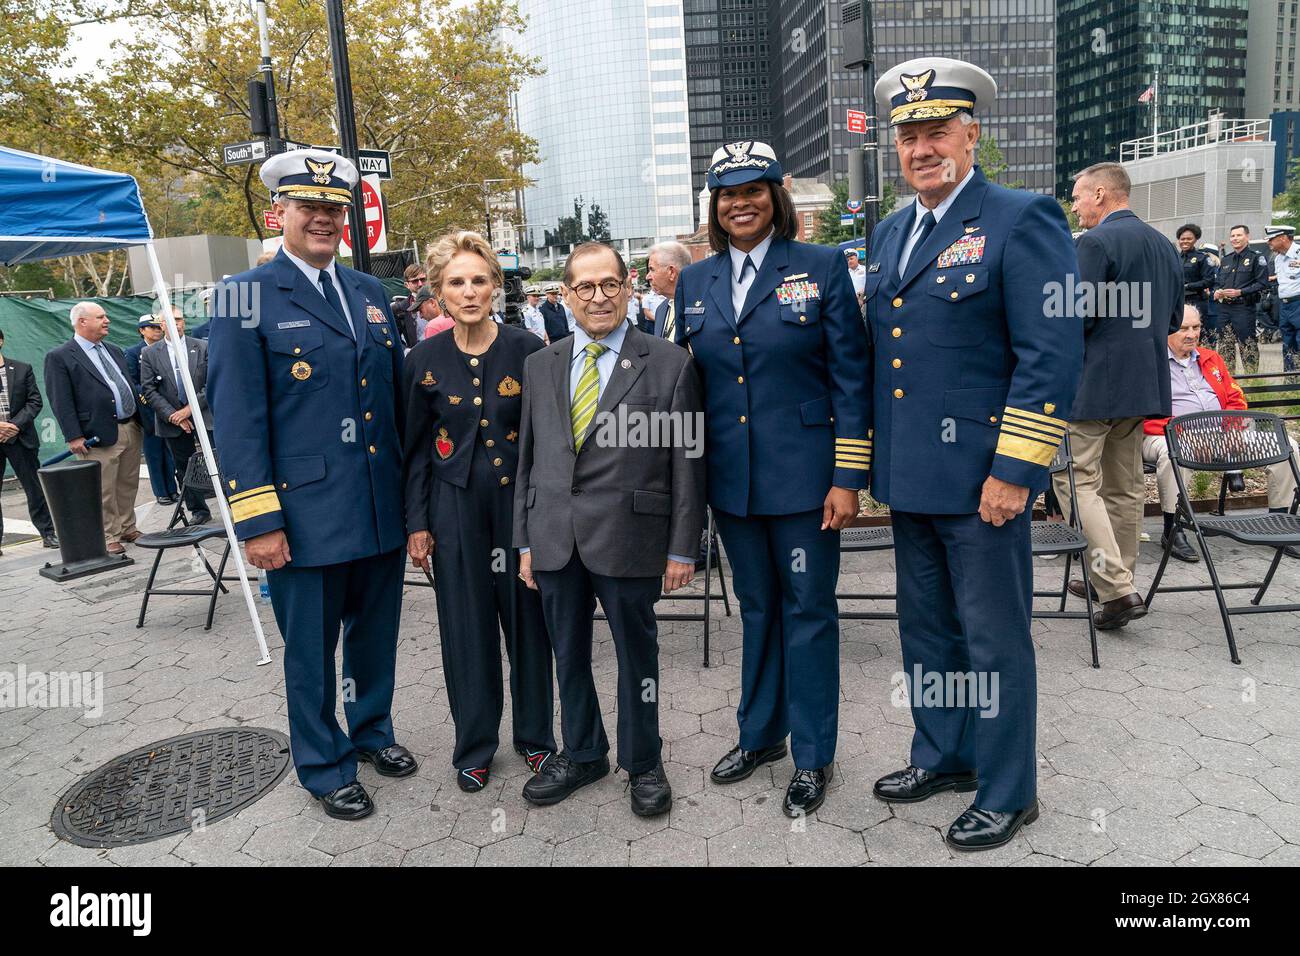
[1067,579,1098,601]
[514,745,556,774]
[1093,592,1147,630]
[873,766,979,803]
[42,535,59,549]
[710,742,787,784]
[190,511,212,525]
[1162,528,1199,563]
[945,800,1039,851]
[522,752,609,806]
[156,495,178,506]
[317,781,374,820]
[783,766,832,818]
[628,760,672,817]
[357,743,418,777]
[457,767,490,792]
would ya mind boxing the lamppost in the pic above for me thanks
[324,0,369,272]
[482,179,511,247]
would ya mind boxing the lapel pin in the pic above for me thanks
[621,358,631,369]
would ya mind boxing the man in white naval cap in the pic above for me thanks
[207,148,416,820]
[862,58,1083,849]
[1266,225,1300,373]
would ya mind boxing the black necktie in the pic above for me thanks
[904,211,937,274]
[317,271,354,340]
[740,255,755,282]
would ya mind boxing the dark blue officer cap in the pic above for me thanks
[707,141,783,190]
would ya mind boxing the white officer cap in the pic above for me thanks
[260,148,358,206]
[875,57,997,127]
[1265,225,1295,239]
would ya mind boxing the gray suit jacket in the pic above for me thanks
[513,324,706,578]
[139,336,210,439]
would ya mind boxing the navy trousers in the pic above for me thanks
[141,430,176,499]
[1280,299,1300,372]
[712,508,841,770]
[266,546,404,796]
[432,443,555,769]
[892,509,1037,812]
[534,549,662,775]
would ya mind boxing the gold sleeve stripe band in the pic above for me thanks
[996,433,1059,467]
[230,491,281,523]
[1000,424,1060,447]
[836,452,872,463]
[227,484,275,503]
[835,461,871,471]
[835,438,873,448]
[1001,417,1065,442]
[1004,406,1068,430]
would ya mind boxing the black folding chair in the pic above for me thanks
[134,452,231,630]
[836,526,897,620]
[1144,411,1300,664]
[1032,434,1099,668]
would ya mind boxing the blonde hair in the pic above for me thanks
[424,231,503,294]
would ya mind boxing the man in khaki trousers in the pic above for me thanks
[1056,163,1183,629]
[43,302,143,554]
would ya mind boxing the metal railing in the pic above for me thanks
[1120,117,1272,163]
[1234,371,1300,422]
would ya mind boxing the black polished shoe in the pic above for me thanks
[42,535,59,549]
[872,765,979,804]
[945,800,1040,851]
[317,781,374,820]
[522,752,610,806]
[627,760,673,817]
[1067,579,1098,601]
[1093,592,1148,630]
[457,767,490,792]
[1162,528,1199,563]
[783,765,832,818]
[710,742,787,784]
[190,511,212,525]
[357,743,418,778]
[514,745,556,774]
[156,495,178,506]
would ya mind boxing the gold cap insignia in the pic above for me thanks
[497,375,521,397]
[901,69,935,102]
[305,158,336,185]
[291,360,312,381]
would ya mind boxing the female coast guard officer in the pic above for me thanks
[675,141,872,817]
[403,231,557,793]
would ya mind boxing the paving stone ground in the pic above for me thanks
[1,490,1298,866]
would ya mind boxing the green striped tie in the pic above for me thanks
[571,342,607,449]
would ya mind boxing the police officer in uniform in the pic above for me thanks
[1268,225,1300,374]
[676,141,872,818]
[865,58,1082,850]
[522,284,548,341]
[1177,223,1215,340]
[208,149,416,820]
[403,231,556,792]
[1213,224,1269,374]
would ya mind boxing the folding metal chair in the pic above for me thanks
[836,526,897,620]
[1144,410,1300,664]
[1032,434,1099,667]
[134,452,231,630]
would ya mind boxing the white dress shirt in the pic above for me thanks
[281,246,356,336]
[898,165,976,277]
[729,228,775,319]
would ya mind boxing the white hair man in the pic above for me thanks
[645,240,692,341]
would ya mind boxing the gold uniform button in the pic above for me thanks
[737,376,745,384]
[989,415,999,423]
[493,457,503,467]
[470,357,479,367]
[893,388,904,399]
[364,411,372,421]
[499,476,510,486]
[486,439,496,448]
[950,292,959,300]
[892,358,902,368]
[799,316,806,323]
[385,339,392,347]
[280,482,287,490]
[368,444,377,454]
[480,419,489,427]
[473,396,482,406]
[733,336,741,345]
[892,327,902,338]
[473,378,480,386]
[936,276,946,284]
[892,297,903,308]
[739,415,747,423]
[293,347,301,354]
[360,378,367,388]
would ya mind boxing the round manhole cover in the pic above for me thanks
[52,726,292,848]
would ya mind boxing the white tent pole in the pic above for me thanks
[144,241,272,666]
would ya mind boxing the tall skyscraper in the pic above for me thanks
[683,0,775,198]
[515,0,695,251]
[1246,0,1300,195]
[1056,0,1249,197]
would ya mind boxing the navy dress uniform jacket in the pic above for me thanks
[863,168,1082,512]
[675,236,872,516]
[124,341,159,436]
[207,250,405,567]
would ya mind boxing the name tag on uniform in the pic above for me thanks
[684,306,706,315]
[775,280,820,306]
[277,320,311,330]
[936,235,986,269]
[366,305,387,324]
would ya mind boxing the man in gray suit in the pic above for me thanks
[515,241,705,817]
[140,307,212,524]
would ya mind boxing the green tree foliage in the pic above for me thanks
[812,179,896,245]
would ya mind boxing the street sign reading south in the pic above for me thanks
[222,140,268,165]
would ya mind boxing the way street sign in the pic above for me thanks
[340,175,388,257]
[847,109,867,134]
[222,140,268,165]
[313,145,392,180]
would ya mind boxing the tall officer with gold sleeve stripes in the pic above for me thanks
[675,141,872,819]
[208,149,416,821]
[863,59,1082,851]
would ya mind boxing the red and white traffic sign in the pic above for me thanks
[847,109,867,134]
[340,175,388,257]
[263,209,281,231]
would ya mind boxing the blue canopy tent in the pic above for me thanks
[1,145,270,664]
